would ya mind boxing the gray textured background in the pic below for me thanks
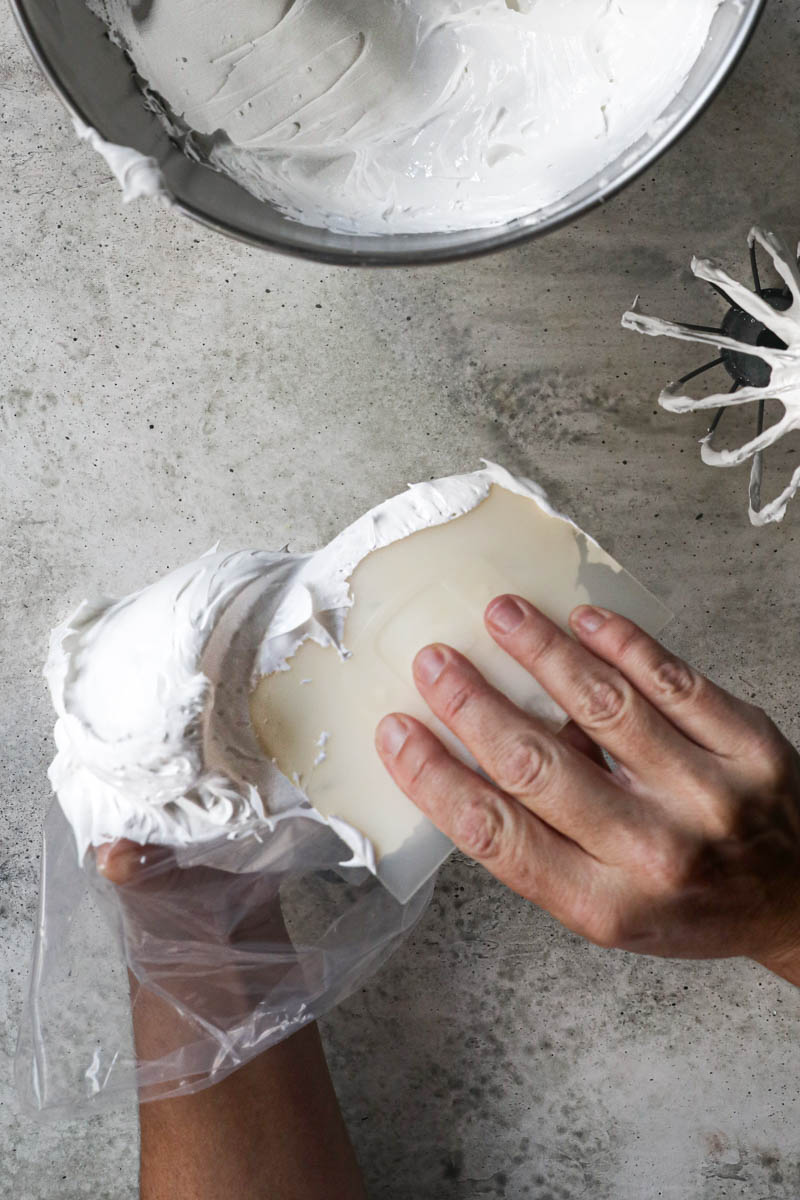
[4,1,800,1196]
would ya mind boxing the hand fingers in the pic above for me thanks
[96,840,173,888]
[96,841,289,948]
[484,596,715,797]
[568,604,781,764]
[375,712,602,920]
[409,642,644,857]
[558,720,609,771]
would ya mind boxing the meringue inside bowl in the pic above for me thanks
[12,0,764,262]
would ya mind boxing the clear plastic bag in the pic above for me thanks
[15,801,433,1118]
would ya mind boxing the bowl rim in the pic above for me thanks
[10,0,767,268]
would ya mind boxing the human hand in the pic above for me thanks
[96,852,366,1200]
[376,598,800,983]
[96,840,288,946]
[95,840,291,1032]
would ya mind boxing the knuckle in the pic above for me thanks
[689,762,729,807]
[589,919,622,951]
[565,893,596,944]
[678,763,750,841]
[634,832,689,892]
[694,781,737,838]
[575,676,629,730]
[590,911,648,952]
[702,796,747,842]
[718,702,793,782]
[750,728,796,789]
[452,793,508,860]
[573,904,624,951]
[652,658,702,705]
[608,620,641,662]
[495,735,552,794]
[526,620,561,662]
[402,741,439,793]
[441,679,479,725]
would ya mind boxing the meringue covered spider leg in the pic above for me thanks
[690,232,800,348]
[622,226,800,525]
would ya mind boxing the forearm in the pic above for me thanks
[133,981,366,1200]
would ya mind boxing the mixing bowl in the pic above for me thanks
[11,0,765,266]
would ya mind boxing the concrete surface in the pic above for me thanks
[3,1,800,1196]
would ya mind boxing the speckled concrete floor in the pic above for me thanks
[3,2,800,1197]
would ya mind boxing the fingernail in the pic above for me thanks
[487,596,525,634]
[377,715,410,757]
[415,645,447,686]
[572,605,611,634]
